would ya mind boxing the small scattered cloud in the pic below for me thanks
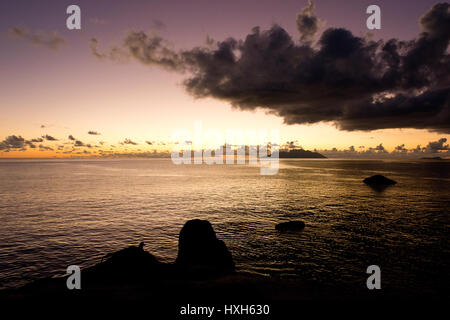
[152,19,166,30]
[88,130,101,135]
[316,137,449,158]
[123,138,138,145]
[89,38,129,61]
[9,27,66,50]
[296,0,325,43]
[38,144,54,151]
[42,134,58,141]
[89,17,108,25]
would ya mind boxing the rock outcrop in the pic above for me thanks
[175,219,235,276]
[275,221,305,232]
[86,242,163,283]
[363,175,397,191]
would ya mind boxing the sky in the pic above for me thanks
[0,0,448,158]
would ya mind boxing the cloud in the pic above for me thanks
[68,135,76,141]
[145,141,154,145]
[38,144,53,151]
[426,137,449,152]
[0,135,26,150]
[373,143,387,153]
[74,140,85,147]
[296,0,324,43]
[42,134,58,141]
[152,19,166,30]
[317,137,449,158]
[9,27,66,50]
[123,138,138,145]
[94,2,449,133]
[91,32,183,70]
[89,38,129,61]
[281,140,302,150]
[394,144,408,153]
[123,32,183,71]
[89,17,108,25]
[88,130,101,135]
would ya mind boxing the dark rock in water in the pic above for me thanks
[363,175,397,191]
[175,219,235,276]
[275,221,305,232]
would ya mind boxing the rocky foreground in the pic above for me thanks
[0,219,438,313]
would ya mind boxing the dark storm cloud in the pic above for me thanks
[296,0,323,43]
[9,27,66,50]
[180,2,450,133]
[88,131,101,135]
[93,2,449,133]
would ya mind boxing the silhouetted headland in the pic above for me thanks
[420,156,444,160]
[279,149,326,158]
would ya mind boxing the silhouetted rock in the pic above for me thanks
[85,242,164,283]
[275,221,305,232]
[175,219,235,276]
[279,149,326,158]
[363,175,397,191]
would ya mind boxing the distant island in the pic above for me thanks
[420,156,444,160]
[279,149,326,159]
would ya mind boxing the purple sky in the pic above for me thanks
[0,0,447,157]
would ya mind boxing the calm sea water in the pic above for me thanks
[0,159,448,294]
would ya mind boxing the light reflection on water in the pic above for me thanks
[0,159,448,294]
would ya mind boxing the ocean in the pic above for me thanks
[0,158,448,295]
